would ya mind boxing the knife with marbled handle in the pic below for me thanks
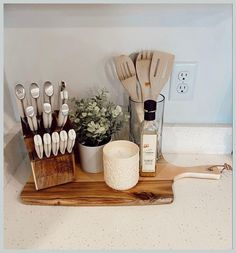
[43,133,51,158]
[52,132,60,156]
[29,82,42,116]
[43,81,54,112]
[67,129,76,153]
[34,135,43,159]
[59,130,68,155]
[43,103,52,130]
[57,103,69,128]
[25,106,38,132]
[15,84,28,123]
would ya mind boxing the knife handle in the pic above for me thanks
[57,111,65,127]
[48,112,52,129]
[15,99,25,118]
[31,98,37,116]
[43,112,48,129]
[36,97,42,116]
[50,95,55,113]
[43,133,51,158]
[32,115,38,132]
[60,130,68,155]
[26,116,35,132]
[22,97,28,112]
[52,132,60,156]
[57,104,69,128]
[67,129,76,153]
[34,135,43,159]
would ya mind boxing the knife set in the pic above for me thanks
[15,81,69,134]
[15,81,76,190]
[34,129,76,159]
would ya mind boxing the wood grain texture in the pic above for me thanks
[21,114,76,190]
[114,55,140,102]
[20,157,222,206]
[21,180,174,206]
[136,50,153,101]
[149,50,175,100]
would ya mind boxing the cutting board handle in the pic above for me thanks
[155,157,232,181]
[174,165,221,181]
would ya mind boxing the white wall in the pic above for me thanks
[4,4,232,124]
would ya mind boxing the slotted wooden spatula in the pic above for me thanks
[136,50,153,101]
[150,50,175,100]
[114,55,141,102]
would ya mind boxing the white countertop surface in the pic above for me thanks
[4,153,232,250]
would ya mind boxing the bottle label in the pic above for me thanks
[141,134,157,172]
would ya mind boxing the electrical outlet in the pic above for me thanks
[176,83,188,93]
[169,62,197,101]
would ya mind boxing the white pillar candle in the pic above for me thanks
[103,140,139,191]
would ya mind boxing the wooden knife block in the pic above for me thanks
[21,112,76,190]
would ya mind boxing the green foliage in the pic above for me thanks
[70,89,126,146]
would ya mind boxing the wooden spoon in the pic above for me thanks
[150,50,175,100]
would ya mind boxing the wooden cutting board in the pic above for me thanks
[20,157,222,206]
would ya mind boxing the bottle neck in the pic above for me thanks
[144,111,156,121]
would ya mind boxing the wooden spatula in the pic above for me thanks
[136,50,153,101]
[115,55,143,123]
[114,55,141,102]
[150,50,175,100]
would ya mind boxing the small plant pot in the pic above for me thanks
[78,139,110,173]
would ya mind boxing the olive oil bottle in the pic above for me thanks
[140,100,158,177]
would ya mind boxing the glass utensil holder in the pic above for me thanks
[129,94,165,160]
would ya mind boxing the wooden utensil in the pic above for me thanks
[150,50,175,100]
[136,50,153,101]
[114,55,141,102]
[20,156,227,206]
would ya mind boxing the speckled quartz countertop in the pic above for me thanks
[4,153,232,250]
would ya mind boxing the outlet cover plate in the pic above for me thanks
[169,62,197,101]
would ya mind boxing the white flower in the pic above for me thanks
[112,105,122,118]
[95,126,106,134]
[82,112,87,117]
[87,121,97,133]
[94,106,100,113]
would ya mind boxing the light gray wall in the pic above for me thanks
[4,4,232,124]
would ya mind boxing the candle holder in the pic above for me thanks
[129,94,165,160]
[103,140,139,191]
